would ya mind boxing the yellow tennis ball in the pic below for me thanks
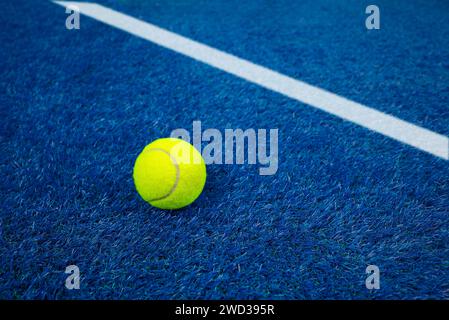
[133,138,207,210]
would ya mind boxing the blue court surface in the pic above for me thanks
[1,0,448,299]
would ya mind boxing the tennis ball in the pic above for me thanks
[133,138,206,210]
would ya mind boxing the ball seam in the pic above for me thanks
[146,148,180,202]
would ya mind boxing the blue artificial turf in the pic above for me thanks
[0,0,448,299]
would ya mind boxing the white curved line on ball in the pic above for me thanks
[147,148,180,202]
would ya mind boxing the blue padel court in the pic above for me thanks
[1,0,448,299]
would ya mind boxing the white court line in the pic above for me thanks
[54,1,449,160]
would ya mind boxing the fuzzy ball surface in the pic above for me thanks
[133,138,207,209]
